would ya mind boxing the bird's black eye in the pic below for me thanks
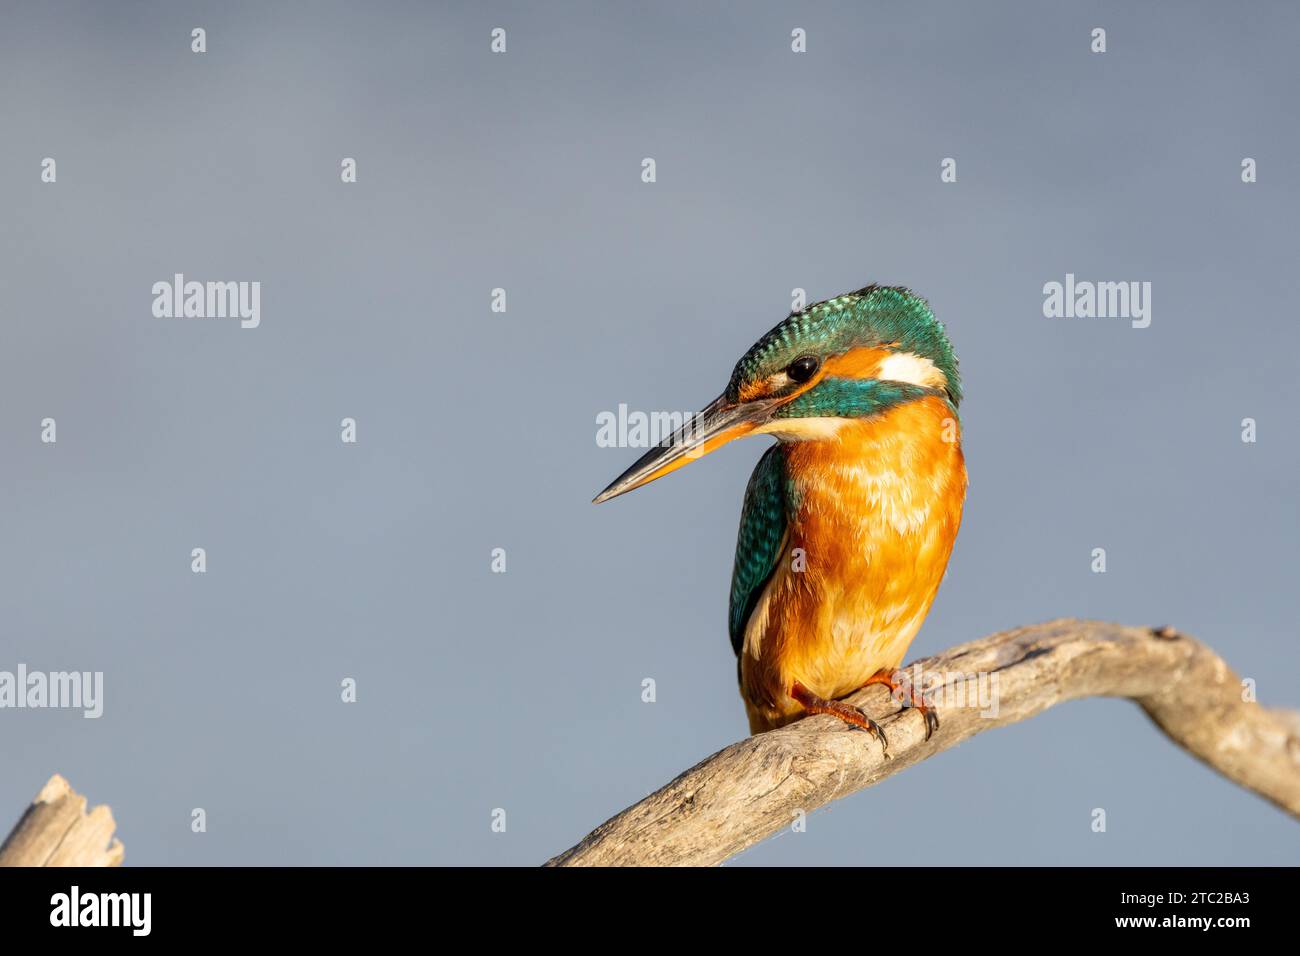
[786,355,820,384]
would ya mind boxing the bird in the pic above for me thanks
[595,285,967,743]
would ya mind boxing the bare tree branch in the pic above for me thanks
[547,619,1300,866]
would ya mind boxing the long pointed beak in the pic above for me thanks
[593,393,778,504]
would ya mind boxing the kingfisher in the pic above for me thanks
[595,285,967,743]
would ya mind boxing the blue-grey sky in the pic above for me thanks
[1,1,1297,865]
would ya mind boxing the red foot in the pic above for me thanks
[860,669,939,740]
[790,681,889,755]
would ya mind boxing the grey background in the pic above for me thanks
[1,1,1297,866]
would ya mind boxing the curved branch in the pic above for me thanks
[547,619,1300,866]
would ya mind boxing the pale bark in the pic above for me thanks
[548,619,1300,866]
[0,774,123,866]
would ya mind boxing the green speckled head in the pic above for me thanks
[724,285,961,411]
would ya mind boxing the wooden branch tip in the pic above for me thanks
[0,773,124,867]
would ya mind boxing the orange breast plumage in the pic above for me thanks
[738,396,967,733]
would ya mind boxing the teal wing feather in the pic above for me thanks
[728,446,788,657]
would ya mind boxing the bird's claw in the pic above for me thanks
[915,703,939,740]
[851,708,890,757]
[897,680,939,740]
[865,669,939,741]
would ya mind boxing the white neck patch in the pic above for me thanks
[875,351,948,389]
